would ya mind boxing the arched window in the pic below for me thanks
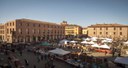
[19,29,22,34]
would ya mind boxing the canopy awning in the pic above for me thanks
[99,44,110,49]
[48,48,71,56]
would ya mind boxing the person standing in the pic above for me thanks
[24,59,29,66]
[20,51,22,56]
[105,51,107,56]
[33,65,36,68]
[37,56,40,63]
[41,54,44,60]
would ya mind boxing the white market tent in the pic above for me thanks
[99,44,110,49]
[114,57,128,65]
[84,38,91,41]
[48,48,71,56]
[81,41,87,44]
[89,41,95,44]
[101,38,113,43]
[91,37,97,41]
[91,44,100,48]
[106,38,113,43]
[91,44,110,49]
[70,40,77,43]
[59,39,70,44]
[123,41,128,45]
[82,38,86,40]
[102,40,107,43]
[81,41,95,45]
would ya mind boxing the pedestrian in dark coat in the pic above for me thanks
[20,51,22,56]
[41,54,44,60]
[37,56,40,63]
[24,59,29,66]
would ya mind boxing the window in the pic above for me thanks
[2,31,3,34]
[114,32,116,35]
[38,24,40,27]
[10,29,11,34]
[6,23,8,26]
[120,27,122,30]
[43,25,45,27]
[43,30,45,34]
[26,29,29,34]
[114,27,116,30]
[10,23,11,26]
[33,24,35,27]
[100,28,102,30]
[20,23,22,26]
[7,29,9,34]
[94,28,95,30]
[106,27,108,30]
[106,32,108,34]
[100,32,102,34]
[51,26,53,28]
[47,30,49,33]
[19,29,22,34]
[2,36,4,39]
[120,32,122,35]
[38,29,40,34]
[94,32,95,34]
[33,29,36,34]
[12,28,14,31]
[13,22,14,26]
[27,23,29,26]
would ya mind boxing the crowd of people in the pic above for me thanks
[0,38,127,68]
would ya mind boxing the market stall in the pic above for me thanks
[48,48,71,56]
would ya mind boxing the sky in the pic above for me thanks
[0,0,128,27]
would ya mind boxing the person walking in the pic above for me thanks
[37,56,40,63]
[24,59,29,66]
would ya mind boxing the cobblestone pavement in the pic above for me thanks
[15,49,73,68]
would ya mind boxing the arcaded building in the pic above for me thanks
[0,19,65,43]
[87,24,128,40]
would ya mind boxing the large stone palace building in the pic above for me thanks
[0,19,65,43]
[87,24,128,40]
